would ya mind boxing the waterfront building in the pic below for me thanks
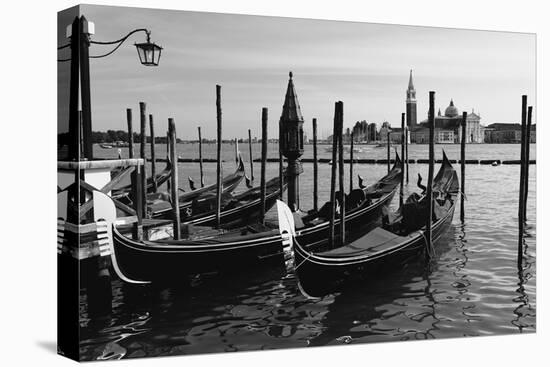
[388,128,405,144]
[379,121,391,142]
[414,100,484,143]
[411,127,455,144]
[484,123,536,143]
[405,71,483,143]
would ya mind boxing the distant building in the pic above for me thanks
[406,70,417,129]
[414,100,484,143]
[379,121,391,142]
[389,128,405,144]
[484,123,536,143]
[350,120,377,142]
[411,127,455,144]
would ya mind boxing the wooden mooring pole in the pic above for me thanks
[523,106,533,221]
[260,108,268,223]
[386,131,391,173]
[127,108,134,159]
[349,132,354,193]
[518,95,528,267]
[460,111,467,222]
[139,102,147,218]
[168,118,181,239]
[329,102,340,249]
[166,130,171,192]
[198,127,205,187]
[425,91,435,258]
[399,113,407,206]
[248,129,254,182]
[149,114,157,193]
[338,102,346,246]
[278,149,284,200]
[312,118,319,212]
[127,108,143,240]
[215,85,223,228]
[405,127,409,183]
[234,138,239,164]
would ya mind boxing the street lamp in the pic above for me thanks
[135,32,163,66]
[58,15,162,161]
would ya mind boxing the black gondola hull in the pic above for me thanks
[112,229,286,282]
[294,203,456,297]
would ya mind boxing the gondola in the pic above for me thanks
[162,170,289,227]
[149,155,246,218]
[292,153,403,252]
[293,151,459,297]
[112,159,173,196]
[100,192,297,283]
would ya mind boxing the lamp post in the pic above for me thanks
[59,15,162,161]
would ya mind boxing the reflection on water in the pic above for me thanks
[79,144,536,360]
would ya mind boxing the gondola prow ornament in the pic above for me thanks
[279,72,305,212]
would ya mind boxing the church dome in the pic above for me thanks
[444,99,458,117]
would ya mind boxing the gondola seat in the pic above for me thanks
[317,227,404,258]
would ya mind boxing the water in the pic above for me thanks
[80,143,536,360]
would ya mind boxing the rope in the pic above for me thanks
[292,237,314,271]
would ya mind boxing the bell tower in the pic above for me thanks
[279,71,304,212]
[406,69,417,128]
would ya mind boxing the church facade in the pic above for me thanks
[406,70,484,143]
[416,100,484,143]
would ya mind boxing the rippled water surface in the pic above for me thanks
[80,143,536,360]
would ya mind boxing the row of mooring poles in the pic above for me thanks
[518,95,533,268]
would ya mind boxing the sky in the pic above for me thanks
[58,4,536,140]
